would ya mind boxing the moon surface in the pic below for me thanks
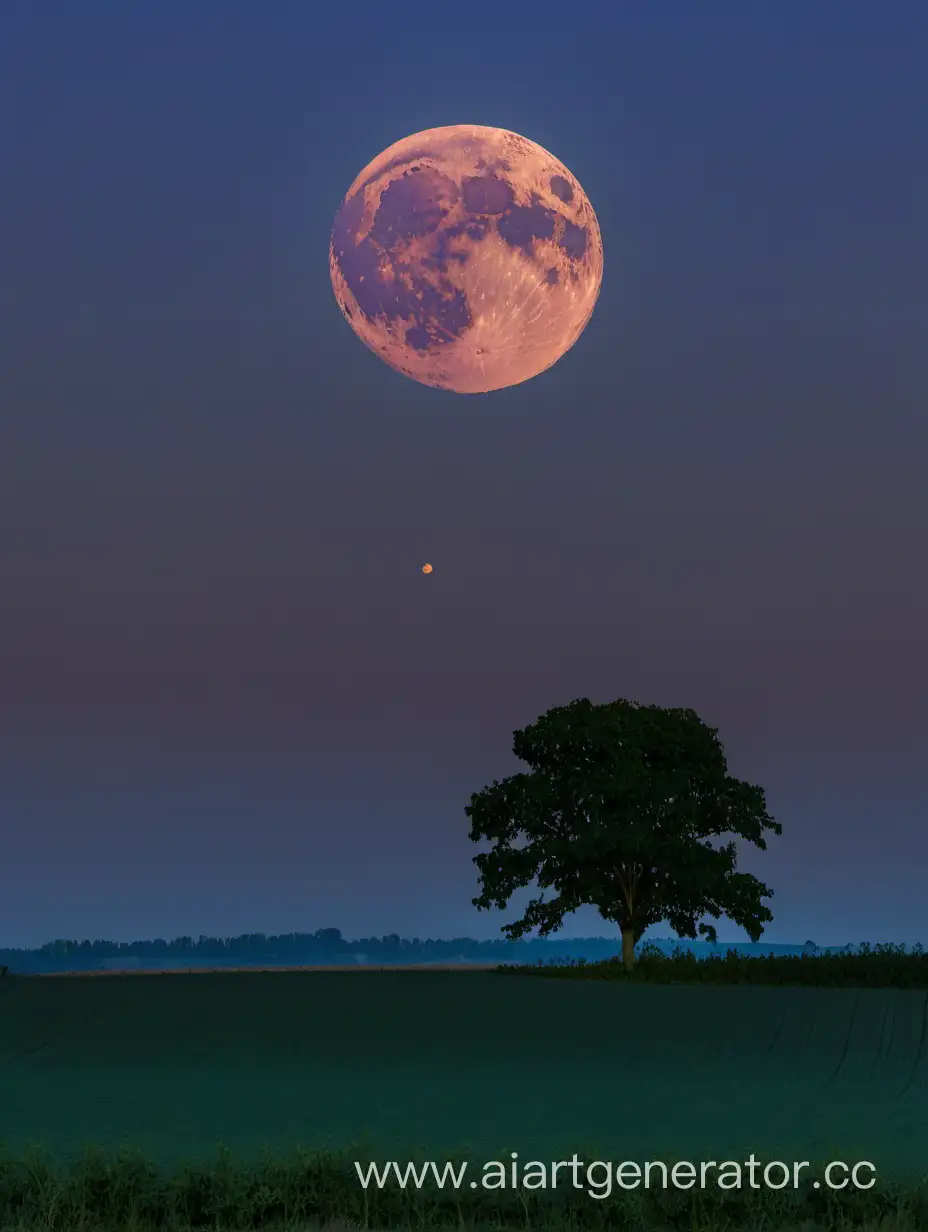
[329,125,603,394]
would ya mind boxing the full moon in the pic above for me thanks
[329,125,603,394]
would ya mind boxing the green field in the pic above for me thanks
[2,971,927,1184]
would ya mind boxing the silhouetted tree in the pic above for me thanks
[467,697,782,971]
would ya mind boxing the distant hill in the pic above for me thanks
[0,930,863,975]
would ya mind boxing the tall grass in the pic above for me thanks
[500,942,928,987]
[0,1143,926,1231]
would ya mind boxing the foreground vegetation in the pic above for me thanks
[0,1143,926,1232]
[502,942,928,988]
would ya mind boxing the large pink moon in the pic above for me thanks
[329,125,603,395]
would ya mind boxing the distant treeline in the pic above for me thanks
[0,930,841,974]
[2,930,617,972]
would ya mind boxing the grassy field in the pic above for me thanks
[3,970,927,1167]
[1,969,927,1227]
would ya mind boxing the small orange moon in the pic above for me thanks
[421,563,433,574]
[329,125,603,394]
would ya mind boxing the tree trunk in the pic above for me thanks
[621,928,636,972]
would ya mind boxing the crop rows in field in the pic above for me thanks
[2,972,926,1181]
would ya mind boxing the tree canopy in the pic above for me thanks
[466,697,782,970]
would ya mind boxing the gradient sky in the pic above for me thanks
[2,1,926,950]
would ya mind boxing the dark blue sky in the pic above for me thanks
[2,1,926,949]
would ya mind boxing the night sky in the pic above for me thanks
[3,1,926,950]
